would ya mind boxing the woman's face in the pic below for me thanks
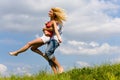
[48,10,54,18]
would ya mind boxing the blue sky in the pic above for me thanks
[1,0,120,76]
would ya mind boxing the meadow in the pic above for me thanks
[0,63,120,80]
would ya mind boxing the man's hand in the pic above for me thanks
[58,37,62,43]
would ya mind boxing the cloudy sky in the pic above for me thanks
[1,0,120,76]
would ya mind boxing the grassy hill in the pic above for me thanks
[1,64,120,80]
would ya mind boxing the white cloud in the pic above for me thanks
[110,57,120,64]
[1,0,120,73]
[7,64,33,76]
[76,61,90,68]
[59,40,120,55]
[64,0,120,40]
[13,67,32,76]
[0,0,120,36]
[0,0,120,43]
[0,64,7,74]
[3,63,40,76]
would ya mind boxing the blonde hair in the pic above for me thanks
[51,7,67,24]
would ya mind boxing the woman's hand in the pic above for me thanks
[42,27,46,31]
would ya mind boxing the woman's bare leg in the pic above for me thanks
[9,38,44,56]
[31,45,58,74]
[31,44,45,56]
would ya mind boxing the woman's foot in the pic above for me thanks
[58,66,64,73]
[9,51,18,56]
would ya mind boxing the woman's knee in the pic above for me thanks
[31,46,37,51]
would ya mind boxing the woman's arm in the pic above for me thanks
[52,21,62,43]
[42,27,53,31]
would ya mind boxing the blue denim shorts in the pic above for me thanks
[45,39,59,66]
[45,39,59,59]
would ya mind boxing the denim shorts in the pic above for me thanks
[45,39,59,60]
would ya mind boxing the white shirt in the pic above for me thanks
[51,24,63,42]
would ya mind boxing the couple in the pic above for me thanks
[9,7,67,74]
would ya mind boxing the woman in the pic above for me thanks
[43,7,67,74]
[9,7,67,74]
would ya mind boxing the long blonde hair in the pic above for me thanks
[51,7,67,24]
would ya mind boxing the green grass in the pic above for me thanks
[1,64,120,80]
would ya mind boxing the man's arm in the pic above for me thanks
[52,21,62,43]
